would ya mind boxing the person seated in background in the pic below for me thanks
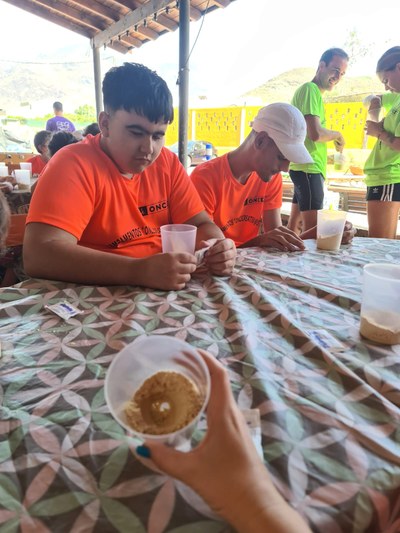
[27,130,52,176]
[48,131,79,157]
[83,122,100,137]
[137,350,311,533]
[24,62,236,290]
[191,103,355,251]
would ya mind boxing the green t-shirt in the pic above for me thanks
[289,82,326,175]
[364,92,400,186]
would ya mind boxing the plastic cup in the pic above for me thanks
[14,169,31,190]
[19,162,32,176]
[0,162,6,166]
[0,166,9,177]
[360,263,400,345]
[105,335,210,450]
[316,209,347,251]
[161,224,197,254]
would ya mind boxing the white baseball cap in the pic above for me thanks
[251,103,313,164]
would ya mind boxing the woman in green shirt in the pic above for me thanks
[364,47,400,239]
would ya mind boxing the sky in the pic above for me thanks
[0,0,400,107]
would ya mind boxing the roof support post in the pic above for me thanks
[92,45,103,118]
[178,0,190,169]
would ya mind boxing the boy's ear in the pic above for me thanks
[98,111,110,137]
[254,131,269,149]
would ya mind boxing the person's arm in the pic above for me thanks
[365,120,400,151]
[141,351,311,533]
[23,223,197,290]
[185,211,236,276]
[305,115,345,152]
[363,94,382,122]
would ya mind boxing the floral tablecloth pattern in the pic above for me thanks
[0,238,400,533]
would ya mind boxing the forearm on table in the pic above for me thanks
[23,240,144,286]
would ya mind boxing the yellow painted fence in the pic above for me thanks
[165,102,376,151]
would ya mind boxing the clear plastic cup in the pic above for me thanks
[161,224,197,254]
[316,209,347,251]
[0,166,9,177]
[360,263,400,345]
[105,335,210,450]
[19,162,32,176]
[14,169,31,190]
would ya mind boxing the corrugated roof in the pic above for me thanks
[3,0,236,54]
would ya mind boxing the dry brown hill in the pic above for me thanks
[242,68,384,104]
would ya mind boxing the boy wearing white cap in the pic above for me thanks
[192,103,351,250]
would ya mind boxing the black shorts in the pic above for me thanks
[366,183,400,202]
[289,171,325,211]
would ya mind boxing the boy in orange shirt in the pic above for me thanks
[27,130,52,176]
[192,103,355,250]
[24,63,236,290]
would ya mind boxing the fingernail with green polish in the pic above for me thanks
[136,445,151,458]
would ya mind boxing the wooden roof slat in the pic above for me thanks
[69,0,117,22]
[91,0,172,49]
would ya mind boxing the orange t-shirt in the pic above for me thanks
[191,154,282,246]
[27,135,205,258]
[27,155,47,175]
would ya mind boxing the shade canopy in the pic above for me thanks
[3,0,235,54]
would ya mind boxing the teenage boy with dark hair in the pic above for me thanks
[24,63,236,290]
[27,130,52,175]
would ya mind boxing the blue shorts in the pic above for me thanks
[289,171,325,211]
[366,183,400,202]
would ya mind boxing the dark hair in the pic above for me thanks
[48,131,78,157]
[102,62,174,124]
[319,48,349,65]
[53,101,63,112]
[33,130,52,153]
[83,122,100,136]
[376,46,400,73]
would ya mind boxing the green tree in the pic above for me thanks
[74,104,96,123]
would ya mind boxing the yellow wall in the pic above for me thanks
[165,102,377,150]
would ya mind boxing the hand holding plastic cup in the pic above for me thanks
[316,209,347,251]
[105,335,210,450]
[14,169,31,190]
[360,263,400,345]
[161,224,197,254]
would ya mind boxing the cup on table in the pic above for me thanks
[0,162,6,166]
[19,162,32,176]
[360,263,400,345]
[0,166,9,177]
[161,224,197,254]
[105,335,210,450]
[14,169,31,190]
[316,209,347,251]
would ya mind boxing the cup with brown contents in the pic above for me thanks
[105,335,210,450]
[360,263,400,345]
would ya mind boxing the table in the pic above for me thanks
[1,238,400,532]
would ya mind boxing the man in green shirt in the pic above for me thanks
[288,48,349,232]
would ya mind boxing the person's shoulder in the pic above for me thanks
[191,154,225,179]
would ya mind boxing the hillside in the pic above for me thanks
[241,68,384,104]
[0,61,96,116]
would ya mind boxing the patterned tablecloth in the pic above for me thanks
[1,238,400,533]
